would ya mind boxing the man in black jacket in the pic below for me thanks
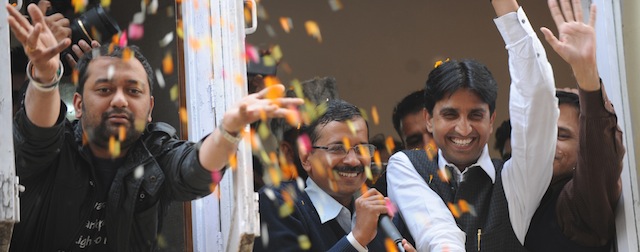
[7,3,302,251]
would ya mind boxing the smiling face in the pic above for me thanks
[301,117,370,206]
[553,104,580,181]
[427,88,495,169]
[73,56,155,158]
[400,108,433,150]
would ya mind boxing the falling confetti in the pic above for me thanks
[298,235,311,250]
[328,0,343,11]
[118,125,126,141]
[170,84,179,101]
[155,69,166,89]
[371,106,379,125]
[297,134,311,156]
[385,136,396,154]
[261,223,269,247]
[246,44,260,63]
[122,47,133,62]
[342,137,351,151]
[101,0,111,8]
[128,23,144,40]
[437,168,451,183]
[271,45,283,61]
[179,107,188,126]
[385,238,399,252]
[134,165,144,179]
[119,31,128,47]
[159,32,174,47]
[162,51,174,74]
[425,139,437,160]
[373,151,382,169]
[364,166,373,181]
[447,202,461,218]
[148,0,158,14]
[346,120,356,135]
[72,0,87,13]
[265,24,277,38]
[304,20,322,43]
[107,65,115,80]
[279,17,293,33]
[109,135,120,158]
[434,58,450,68]
[228,153,237,169]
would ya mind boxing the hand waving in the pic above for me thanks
[540,0,599,91]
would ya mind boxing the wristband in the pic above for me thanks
[26,60,64,92]
[218,123,242,144]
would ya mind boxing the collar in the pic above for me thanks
[437,145,496,183]
[305,178,351,224]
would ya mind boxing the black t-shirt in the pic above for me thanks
[72,157,123,251]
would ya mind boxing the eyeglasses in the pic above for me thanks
[312,143,376,158]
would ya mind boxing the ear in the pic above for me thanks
[73,93,83,119]
[299,144,313,174]
[279,141,295,163]
[489,111,497,134]
[147,96,155,122]
[426,109,434,133]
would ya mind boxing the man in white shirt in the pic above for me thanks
[254,99,415,252]
[386,0,558,251]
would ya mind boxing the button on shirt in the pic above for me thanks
[305,178,368,252]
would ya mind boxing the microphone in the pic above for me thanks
[378,214,405,252]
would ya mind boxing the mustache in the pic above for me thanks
[103,108,134,121]
[333,165,365,173]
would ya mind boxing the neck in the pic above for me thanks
[88,142,129,159]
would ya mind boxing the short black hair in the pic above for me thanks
[301,99,366,144]
[494,119,511,155]
[75,44,154,95]
[392,89,425,140]
[556,90,579,111]
[424,59,498,115]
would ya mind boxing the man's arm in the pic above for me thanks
[197,84,303,172]
[492,0,559,244]
[386,152,466,251]
[541,0,625,245]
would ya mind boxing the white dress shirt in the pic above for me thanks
[305,178,368,252]
[386,7,558,251]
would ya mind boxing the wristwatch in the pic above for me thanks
[218,123,242,144]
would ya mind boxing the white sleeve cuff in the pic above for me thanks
[347,232,368,252]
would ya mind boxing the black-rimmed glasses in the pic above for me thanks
[312,143,376,158]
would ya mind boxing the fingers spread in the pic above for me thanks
[548,0,566,28]
[559,0,575,21]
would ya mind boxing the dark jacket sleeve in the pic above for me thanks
[253,187,359,252]
[145,122,215,201]
[13,102,68,179]
[556,83,625,246]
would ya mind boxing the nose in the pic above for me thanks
[110,88,128,108]
[342,147,361,166]
[455,118,472,136]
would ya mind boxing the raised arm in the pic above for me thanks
[7,3,70,127]
[492,0,558,244]
[198,84,303,172]
[541,0,625,245]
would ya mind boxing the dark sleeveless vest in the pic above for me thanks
[525,177,612,252]
[403,150,526,252]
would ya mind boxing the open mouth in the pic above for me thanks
[333,166,364,178]
[450,137,473,147]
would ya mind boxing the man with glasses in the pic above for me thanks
[254,99,414,251]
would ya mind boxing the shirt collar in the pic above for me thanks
[437,145,496,183]
[305,178,351,224]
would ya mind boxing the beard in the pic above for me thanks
[83,107,146,151]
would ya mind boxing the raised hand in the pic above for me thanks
[38,0,71,43]
[221,84,304,133]
[6,3,70,81]
[541,0,599,91]
[66,39,101,69]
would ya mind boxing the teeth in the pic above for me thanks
[451,138,472,146]
[338,172,358,177]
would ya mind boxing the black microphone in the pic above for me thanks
[378,214,405,252]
